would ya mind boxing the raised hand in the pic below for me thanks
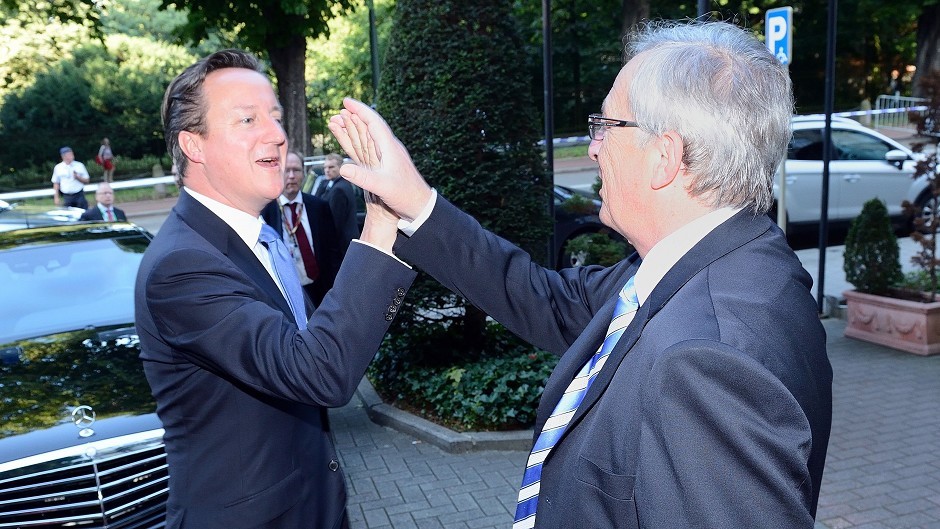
[328,98,433,222]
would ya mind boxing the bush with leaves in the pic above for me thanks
[369,324,557,431]
[375,0,551,369]
[844,198,903,295]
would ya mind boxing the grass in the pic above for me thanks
[553,144,589,158]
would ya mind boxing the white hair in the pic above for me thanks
[625,20,793,214]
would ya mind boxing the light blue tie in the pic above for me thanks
[512,276,640,529]
[258,223,307,329]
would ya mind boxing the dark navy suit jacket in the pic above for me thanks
[135,190,415,528]
[394,197,832,529]
[79,204,127,221]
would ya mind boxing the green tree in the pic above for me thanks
[305,0,395,154]
[377,0,552,363]
[0,36,195,173]
[163,0,356,156]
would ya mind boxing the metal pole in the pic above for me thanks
[817,0,838,315]
[543,0,556,268]
[367,0,380,106]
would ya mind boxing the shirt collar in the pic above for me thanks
[184,187,265,250]
[278,194,303,207]
[633,207,740,305]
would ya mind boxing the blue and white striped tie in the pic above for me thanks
[512,276,639,529]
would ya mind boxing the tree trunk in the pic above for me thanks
[913,4,940,97]
[620,0,650,41]
[267,31,311,156]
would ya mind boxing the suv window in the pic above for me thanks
[789,129,827,160]
[831,129,892,160]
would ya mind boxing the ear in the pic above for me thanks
[650,131,684,190]
[178,130,205,164]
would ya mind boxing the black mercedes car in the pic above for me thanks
[0,222,167,528]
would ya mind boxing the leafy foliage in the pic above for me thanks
[844,198,903,295]
[0,36,195,175]
[904,70,940,300]
[305,0,395,154]
[564,232,630,267]
[377,0,552,364]
[368,325,557,431]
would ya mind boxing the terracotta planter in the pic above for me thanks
[843,289,940,356]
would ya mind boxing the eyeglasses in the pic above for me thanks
[588,113,640,141]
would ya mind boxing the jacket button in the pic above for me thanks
[385,314,393,321]
[396,287,406,296]
[329,459,339,471]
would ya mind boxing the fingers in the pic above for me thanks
[327,118,362,166]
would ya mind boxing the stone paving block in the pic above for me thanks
[396,484,427,504]
[409,504,458,521]
[385,512,418,529]
[384,500,430,516]
[844,507,895,525]
[413,518,445,529]
[363,507,391,527]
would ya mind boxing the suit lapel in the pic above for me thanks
[175,191,296,320]
[553,211,775,445]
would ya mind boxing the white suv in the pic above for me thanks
[776,115,928,228]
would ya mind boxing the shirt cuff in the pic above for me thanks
[351,240,412,269]
[397,189,438,237]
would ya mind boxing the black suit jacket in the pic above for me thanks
[261,193,342,306]
[394,197,832,528]
[317,178,359,255]
[79,204,127,221]
[135,190,416,529]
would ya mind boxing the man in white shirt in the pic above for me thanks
[330,20,832,529]
[51,146,90,209]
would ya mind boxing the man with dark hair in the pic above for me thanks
[316,152,359,254]
[332,20,832,529]
[136,48,416,529]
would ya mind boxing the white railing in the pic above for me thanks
[0,175,176,201]
[873,94,928,130]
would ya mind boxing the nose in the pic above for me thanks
[588,138,602,162]
[266,116,287,145]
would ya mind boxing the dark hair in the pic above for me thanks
[161,49,265,186]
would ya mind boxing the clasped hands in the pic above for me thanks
[327,98,433,250]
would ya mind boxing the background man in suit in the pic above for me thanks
[316,152,359,255]
[79,183,127,221]
[135,49,416,529]
[262,151,342,306]
[330,20,832,529]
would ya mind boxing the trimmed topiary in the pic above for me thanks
[844,198,903,295]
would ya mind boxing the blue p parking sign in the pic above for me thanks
[765,7,793,66]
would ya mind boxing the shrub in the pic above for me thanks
[369,325,557,431]
[843,198,903,295]
[564,232,629,267]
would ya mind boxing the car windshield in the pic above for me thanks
[0,234,148,343]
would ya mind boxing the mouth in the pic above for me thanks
[257,156,280,168]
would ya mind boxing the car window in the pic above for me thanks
[789,129,830,160]
[831,129,893,160]
[0,234,148,342]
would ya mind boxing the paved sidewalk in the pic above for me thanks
[331,317,940,529]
